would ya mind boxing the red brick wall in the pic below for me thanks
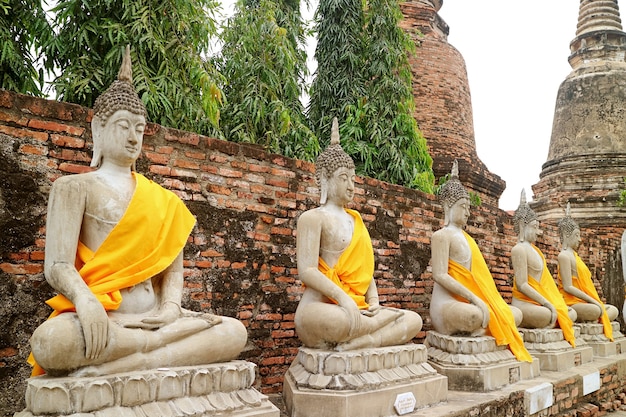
[0,90,623,416]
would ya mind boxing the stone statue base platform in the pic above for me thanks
[282,344,447,417]
[424,331,539,392]
[520,328,593,371]
[576,322,626,357]
[14,361,279,417]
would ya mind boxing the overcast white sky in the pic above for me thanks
[439,1,581,210]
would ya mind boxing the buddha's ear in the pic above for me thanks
[320,175,328,205]
[442,202,450,226]
[519,224,526,242]
[90,117,103,168]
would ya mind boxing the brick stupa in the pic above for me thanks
[399,0,505,208]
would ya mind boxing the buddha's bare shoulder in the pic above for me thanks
[297,207,327,225]
[511,242,531,256]
[50,172,97,195]
[432,226,460,241]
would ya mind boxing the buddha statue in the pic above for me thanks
[28,46,247,377]
[294,118,423,351]
[429,161,531,362]
[557,202,617,339]
[511,190,577,346]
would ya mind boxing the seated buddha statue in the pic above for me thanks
[557,202,617,339]
[294,118,423,351]
[511,190,577,346]
[430,161,531,362]
[28,46,247,377]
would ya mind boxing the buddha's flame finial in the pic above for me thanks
[450,159,459,179]
[330,117,340,146]
[117,45,133,83]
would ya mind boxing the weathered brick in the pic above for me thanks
[0,125,48,141]
[51,134,85,148]
[19,143,47,156]
[29,119,84,136]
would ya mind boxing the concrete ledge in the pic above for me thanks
[530,345,594,371]
[406,352,626,417]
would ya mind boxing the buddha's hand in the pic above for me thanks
[546,304,558,327]
[361,302,381,317]
[124,302,180,330]
[592,300,604,314]
[474,298,490,329]
[339,298,363,338]
[74,296,109,360]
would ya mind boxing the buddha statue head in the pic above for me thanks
[513,189,539,242]
[315,117,355,205]
[438,160,470,226]
[558,202,581,249]
[91,45,147,169]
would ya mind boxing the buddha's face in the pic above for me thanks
[523,219,541,243]
[97,110,146,167]
[448,197,470,227]
[564,228,581,250]
[326,166,355,205]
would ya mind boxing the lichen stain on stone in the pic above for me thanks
[0,135,47,257]
[184,200,298,320]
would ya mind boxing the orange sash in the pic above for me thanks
[29,173,196,375]
[448,232,532,362]
[318,209,374,310]
[512,245,576,347]
[558,252,612,340]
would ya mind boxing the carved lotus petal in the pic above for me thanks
[157,372,184,401]
[120,376,152,407]
[30,383,72,415]
[190,369,214,396]
[82,380,115,412]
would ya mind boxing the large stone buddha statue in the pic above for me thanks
[557,203,617,338]
[28,46,247,377]
[511,190,577,346]
[429,161,531,362]
[294,118,423,351]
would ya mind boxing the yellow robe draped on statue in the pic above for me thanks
[448,232,532,362]
[318,209,374,310]
[558,252,612,340]
[29,173,196,375]
[512,245,576,347]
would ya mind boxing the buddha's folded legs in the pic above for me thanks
[31,313,246,376]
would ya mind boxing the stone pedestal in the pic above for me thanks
[282,344,447,417]
[520,328,593,371]
[14,361,279,417]
[425,331,539,392]
[577,322,626,357]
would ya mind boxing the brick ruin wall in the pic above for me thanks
[0,90,624,416]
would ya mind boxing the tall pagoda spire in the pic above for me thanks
[576,0,622,37]
[569,0,625,72]
[532,0,626,226]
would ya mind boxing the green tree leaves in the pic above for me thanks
[218,0,319,160]
[308,0,366,140]
[42,0,223,136]
[308,0,434,192]
[0,0,53,96]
